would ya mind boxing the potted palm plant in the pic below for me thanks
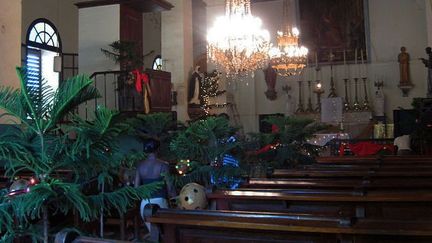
[0,68,159,242]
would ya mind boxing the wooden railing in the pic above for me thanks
[77,71,127,120]
[77,70,172,121]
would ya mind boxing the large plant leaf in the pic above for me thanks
[45,75,99,132]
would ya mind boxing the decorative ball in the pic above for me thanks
[8,179,30,196]
[179,183,207,210]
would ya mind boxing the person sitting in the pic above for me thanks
[135,138,175,241]
[394,134,412,155]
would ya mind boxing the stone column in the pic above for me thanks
[427,0,432,47]
[161,0,193,122]
[0,0,22,89]
[0,0,22,124]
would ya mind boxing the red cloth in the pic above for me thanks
[132,70,150,93]
[346,142,395,156]
[271,124,279,133]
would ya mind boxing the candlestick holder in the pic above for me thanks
[352,78,361,112]
[343,78,351,112]
[374,80,384,90]
[306,80,314,113]
[362,77,370,111]
[296,81,304,113]
[328,64,337,98]
[313,81,325,112]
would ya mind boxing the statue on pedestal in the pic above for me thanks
[188,66,204,105]
[420,47,432,98]
[263,64,277,100]
[397,46,414,97]
[398,46,410,85]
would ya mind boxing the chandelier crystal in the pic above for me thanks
[269,0,308,76]
[207,0,271,77]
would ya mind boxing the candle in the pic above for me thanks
[343,49,349,79]
[354,49,357,65]
[329,51,333,77]
[343,50,346,65]
[360,49,364,77]
[315,52,318,81]
[363,49,368,78]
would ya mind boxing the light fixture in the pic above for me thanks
[268,0,308,76]
[207,0,271,77]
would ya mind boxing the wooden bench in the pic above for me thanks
[207,188,432,220]
[317,155,432,164]
[244,177,432,189]
[270,168,432,178]
[145,208,432,243]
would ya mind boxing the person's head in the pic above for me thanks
[426,47,431,54]
[400,46,406,52]
[143,138,160,154]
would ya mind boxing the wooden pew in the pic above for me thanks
[270,168,432,178]
[317,155,432,164]
[145,208,432,243]
[244,177,432,189]
[207,188,432,220]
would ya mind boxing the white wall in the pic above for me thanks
[205,0,430,133]
[22,0,79,53]
[78,5,120,119]
[143,12,162,69]
[78,5,120,75]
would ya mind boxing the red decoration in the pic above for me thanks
[132,69,149,93]
[339,142,395,156]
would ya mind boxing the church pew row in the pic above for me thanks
[316,156,432,164]
[302,164,432,170]
[207,188,432,220]
[270,168,432,178]
[145,208,432,243]
[243,177,432,189]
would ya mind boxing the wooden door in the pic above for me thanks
[146,69,172,112]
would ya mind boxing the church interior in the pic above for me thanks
[1,0,432,242]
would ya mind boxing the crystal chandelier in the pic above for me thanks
[207,0,271,77]
[268,0,308,76]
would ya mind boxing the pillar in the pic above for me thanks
[0,0,22,124]
[161,0,193,122]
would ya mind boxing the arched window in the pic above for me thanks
[152,55,163,70]
[25,19,62,91]
[27,19,61,53]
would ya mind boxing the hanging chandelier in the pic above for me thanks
[207,0,271,77]
[268,0,308,76]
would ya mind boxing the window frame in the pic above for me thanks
[152,55,162,70]
[26,18,62,53]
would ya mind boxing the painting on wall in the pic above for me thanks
[299,0,368,63]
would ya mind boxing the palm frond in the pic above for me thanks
[88,182,161,216]
[16,67,39,124]
[45,75,99,131]
[0,85,26,124]
[136,112,174,138]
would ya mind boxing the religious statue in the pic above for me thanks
[188,66,204,105]
[374,81,385,117]
[420,47,432,98]
[263,64,277,100]
[398,46,410,85]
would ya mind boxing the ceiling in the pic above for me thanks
[75,0,174,12]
